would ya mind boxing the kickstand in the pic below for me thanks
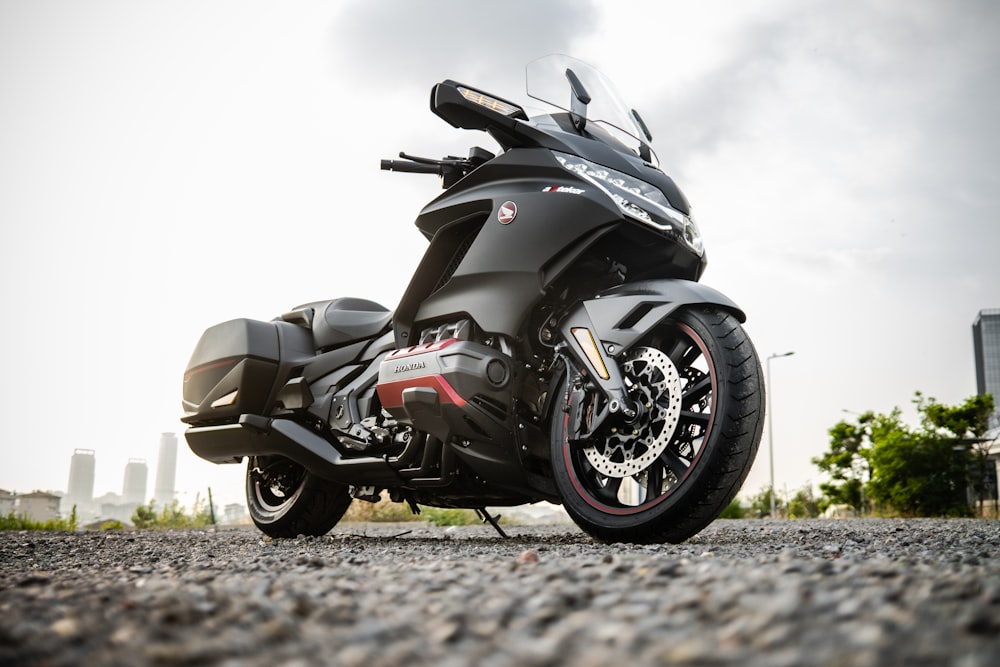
[475,508,508,538]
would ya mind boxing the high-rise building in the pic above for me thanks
[122,458,148,505]
[973,308,1000,432]
[154,433,178,508]
[64,448,96,515]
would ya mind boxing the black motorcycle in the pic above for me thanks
[182,55,764,543]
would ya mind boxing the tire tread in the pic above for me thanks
[553,306,765,544]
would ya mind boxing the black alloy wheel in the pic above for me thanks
[550,306,764,543]
[245,455,352,538]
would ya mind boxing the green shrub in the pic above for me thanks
[131,497,215,530]
[422,507,482,526]
[0,505,78,531]
[341,495,488,526]
[718,499,745,519]
[342,497,417,523]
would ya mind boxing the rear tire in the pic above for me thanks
[550,306,764,543]
[245,455,352,538]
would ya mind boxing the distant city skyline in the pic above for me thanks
[43,435,181,520]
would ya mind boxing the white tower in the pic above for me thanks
[122,458,148,505]
[65,448,96,516]
[154,433,178,508]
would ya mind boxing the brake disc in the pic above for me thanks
[583,346,683,478]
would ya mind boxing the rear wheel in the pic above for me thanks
[550,306,764,543]
[246,455,352,538]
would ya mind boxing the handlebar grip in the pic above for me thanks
[380,159,439,174]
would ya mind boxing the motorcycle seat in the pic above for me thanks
[282,297,393,349]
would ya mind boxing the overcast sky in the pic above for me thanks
[2,0,998,511]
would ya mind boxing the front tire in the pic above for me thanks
[246,455,352,538]
[550,306,764,543]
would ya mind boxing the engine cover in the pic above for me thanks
[376,339,514,443]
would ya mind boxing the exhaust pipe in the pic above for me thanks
[185,415,416,486]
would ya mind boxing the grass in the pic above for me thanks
[2,497,491,531]
[341,494,486,526]
[0,508,78,531]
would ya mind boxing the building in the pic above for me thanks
[64,448,96,517]
[0,489,15,516]
[223,503,248,525]
[18,491,61,522]
[122,458,148,505]
[973,308,1000,432]
[972,308,1000,515]
[154,433,178,508]
[95,491,140,524]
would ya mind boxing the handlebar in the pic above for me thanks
[381,148,494,188]
[380,159,440,174]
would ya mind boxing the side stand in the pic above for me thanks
[475,508,508,538]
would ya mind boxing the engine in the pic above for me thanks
[375,338,515,444]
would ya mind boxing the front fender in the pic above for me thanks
[570,279,744,350]
[557,279,745,402]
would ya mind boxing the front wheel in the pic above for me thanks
[550,306,764,543]
[246,455,352,538]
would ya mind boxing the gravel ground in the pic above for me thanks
[1,518,998,667]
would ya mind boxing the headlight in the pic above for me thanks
[553,152,704,256]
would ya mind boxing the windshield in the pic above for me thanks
[525,55,654,162]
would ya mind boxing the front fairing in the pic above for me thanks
[522,112,690,215]
[393,147,705,343]
[394,56,708,344]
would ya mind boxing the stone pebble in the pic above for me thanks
[0,518,997,666]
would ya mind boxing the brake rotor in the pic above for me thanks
[583,346,683,478]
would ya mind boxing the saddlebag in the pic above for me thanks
[181,318,313,426]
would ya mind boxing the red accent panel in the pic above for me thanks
[376,375,467,409]
[384,338,459,361]
[183,358,238,383]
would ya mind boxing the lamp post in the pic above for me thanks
[767,351,795,518]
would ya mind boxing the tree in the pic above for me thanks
[813,412,873,514]
[814,393,993,517]
[919,392,996,516]
[866,409,970,517]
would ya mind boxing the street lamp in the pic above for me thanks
[767,351,795,518]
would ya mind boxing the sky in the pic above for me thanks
[2,0,998,511]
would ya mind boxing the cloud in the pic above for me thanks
[328,0,599,92]
[640,1,1000,294]
[649,2,1000,161]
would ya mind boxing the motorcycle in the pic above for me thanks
[181,55,765,543]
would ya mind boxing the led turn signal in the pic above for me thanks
[571,328,611,380]
[210,389,239,409]
[457,86,524,116]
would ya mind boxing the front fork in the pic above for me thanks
[558,349,641,445]
[554,310,639,438]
